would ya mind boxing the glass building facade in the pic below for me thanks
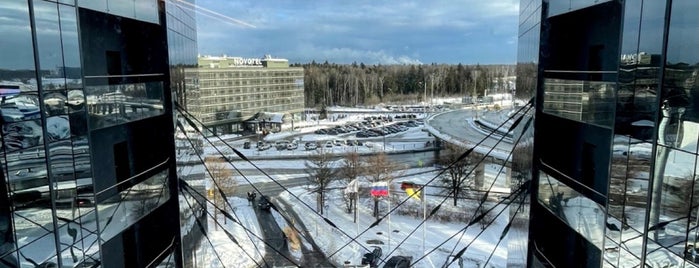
[519,0,699,267]
[0,0,193,267]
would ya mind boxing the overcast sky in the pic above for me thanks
[193,0,520,65]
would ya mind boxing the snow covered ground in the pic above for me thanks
[179,102,529,267]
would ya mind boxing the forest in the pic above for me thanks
[293,61,519,108]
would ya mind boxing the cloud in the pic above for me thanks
[312,47,423,65]
[194,0,520,64]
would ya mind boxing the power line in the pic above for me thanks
[381,111,532,265]
[180,180,302,267]
[480,191,527,268]
[327,100,534,259]
[438,113,533,266]
[175,104,377,255]
[411,184,528,265]
[175,109,327,248]
[180,188,228,268]
[176,121,270,266]
[179,181,263,268]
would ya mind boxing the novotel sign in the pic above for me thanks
[233,58,262,66]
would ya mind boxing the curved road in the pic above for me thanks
[426,108,516,158]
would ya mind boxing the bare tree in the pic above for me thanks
[363,152,400,218]
[305,148,338,215]
[205,156,236,228]
[438,144,473,206]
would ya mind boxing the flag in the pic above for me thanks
[371,181,389,197]
[344,179,359,195]
[401,182,421,201]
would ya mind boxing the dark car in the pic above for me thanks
[361,247,383,267]
[258,196,272,211]
[383,256,412,268]
[243,141,251,149]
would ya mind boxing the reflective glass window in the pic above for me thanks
[77,0,107,12]
[106,0,135,20]
[33,0,66,91]
[537,171,606,249]
[0,0,37,77]
[85,81,165,129]
[58,4,83,89]
[97,169,169,242]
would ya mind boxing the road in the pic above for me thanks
[427,108,515,157]
[250,198,298,267]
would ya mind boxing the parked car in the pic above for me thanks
[257,143,271,151]
[286,142,298,150]
[304,142,318,150]
[243,141,251,149]
[361,247,383,268]
[324,141,334,148]
[383,256,412,268]
[275,140,290,150]
[258,196,272,211]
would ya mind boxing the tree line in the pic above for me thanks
[293,62,517,108]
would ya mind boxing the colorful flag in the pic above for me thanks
[401,182,421,201]
[371,181,389,197]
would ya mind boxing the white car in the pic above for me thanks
[286,143,299,150]
[304,142,318,150]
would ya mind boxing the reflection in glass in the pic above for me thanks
[17,244,59,267]
[645,239,686,267]
[97,170,169,242]
[43,90,68,116]
[135,0,160,24]
[77,0,107,12]
[58,4,83,89]
[0,0,36,74]
[0,92,41,123]
[547,0,613,17]
[537,171,606,249]
[45,116,71,143]
[648,148,697,261]
[107,0,136,20]
[2,119,44,152]
[542,78,616,127]
[85,82,165,129]
[33,0,66,91]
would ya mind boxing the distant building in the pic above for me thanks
[184,55,305,135]
[517,0,699,267]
